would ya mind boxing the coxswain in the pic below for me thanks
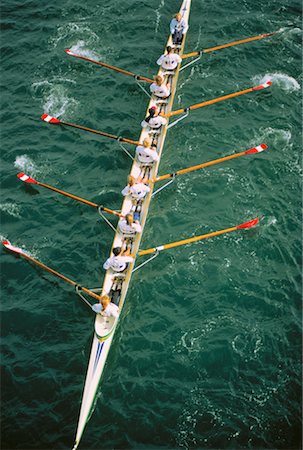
[121,175,150,200]
[141,106,167,129]
[170,13,188,45]
[150,75,171,98]
[103,246,134,272]
[118,213,142,235]
[136,138,159,164]
[157,46,182,71]
[92,295,119,318]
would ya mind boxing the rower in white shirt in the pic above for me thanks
[92,295,119,318]
[136,138,159,164]
[103,247,134,272]
[170,13,189,45]
[118,213,142,235]
[150,75,171,98]
[121,175,151,200]
[157,46,182,71]
[141,106,167,129]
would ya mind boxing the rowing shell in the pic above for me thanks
[72,1,192,448]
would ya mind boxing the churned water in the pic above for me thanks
[0,0,301,449]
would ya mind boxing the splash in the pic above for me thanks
[43,84,78,118]
[31,78,76,96]
[252,73,300,92]
[256,127,292,148]
[0,203,21,219]
[14,155,36,174]
[68,40,100,59]
[50,22,99,49]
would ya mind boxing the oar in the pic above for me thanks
[150,144,267,183]
[2,240,103,303]
[40,114,139,146]
[137,218,259,256]
[182,32,276,59]
[17,173,122,218]
[65,49,153,83]
[164,81,272,118]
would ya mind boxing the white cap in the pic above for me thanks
[92,304,103,313]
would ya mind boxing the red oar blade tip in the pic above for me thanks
[40,114,61,124]
[252,80,272,91]
[237,217,259,230]
[245,143,267,154]
[65,49,76,56]
[2,240,24,255]
[17,172,38,184]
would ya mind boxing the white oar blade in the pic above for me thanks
[17,172,38,184]
[245,143,267,154]
[41,114,61,124]
[252,80,272,91]
[2,240,24,255]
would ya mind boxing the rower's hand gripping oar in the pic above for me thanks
[65,49,154,83]
[163,81,272,118]
[40,114,139,146]
[136,218,259,256]
[149,144,267,183]
[2,240,103,305]
[182,31,277,59]
[17,173,122,218]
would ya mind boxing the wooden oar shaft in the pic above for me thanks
[154,150,247,182]
[67,53,153,83]
[181,32,276,59]
[165,87,253,117]
[100,206,122,217]
[138,226,238,256]
[60,120,139,146]
[203,32,276,54]
[35,181,122,217]
[37,181,99,208]
[18,252,102,302]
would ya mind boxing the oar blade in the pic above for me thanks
[2,239,24,255]
[17,172,38,184]
[65,49,77,56]
[252,80,272,91]
[245,143,267,154]
[237,217,259,229]
[41,114,61,124]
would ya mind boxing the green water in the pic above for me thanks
[1,0,301,449]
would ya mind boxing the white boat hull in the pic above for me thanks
[73,1,192,447]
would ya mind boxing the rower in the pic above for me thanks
[118,213,142,235]
[136,138,159,164]
[121,175,150,200]
[141,106,167,130]
[92,295,119,318]
[170,13,189,45]
[103,246,134,272]
[150,75,171,99]
[157,46,182,72]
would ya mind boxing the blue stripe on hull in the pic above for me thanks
[93,341,104,375]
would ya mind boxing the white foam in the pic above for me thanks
[43,85,78,118]
[68,40,100,60]
[154,0,165,34]
[14,155,36,174]
[51,22,99,49]
[0,203,21,219]
[252,73,300,92]
[256,127,292,147]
